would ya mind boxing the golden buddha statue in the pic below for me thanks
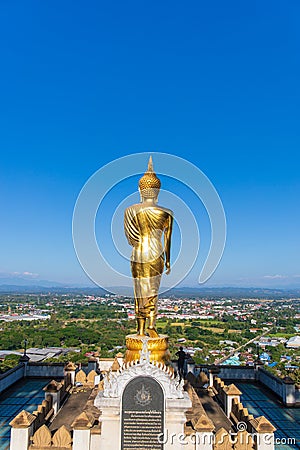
[124,157,173,338]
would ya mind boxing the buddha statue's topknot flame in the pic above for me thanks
[138,156,161,196]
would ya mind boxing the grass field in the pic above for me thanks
[201,326,224,333]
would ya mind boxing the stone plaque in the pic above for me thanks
[121,376,164,450]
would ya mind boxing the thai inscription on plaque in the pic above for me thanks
[121,376,164,450]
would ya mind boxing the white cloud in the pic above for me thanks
[0,271,39,279]
[263,274,288,279]
[22,271,38,278]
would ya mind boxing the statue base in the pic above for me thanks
[124,334,170,364]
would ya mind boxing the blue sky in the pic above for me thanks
[0,1,299,288]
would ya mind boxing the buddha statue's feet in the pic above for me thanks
[147,327,159,338]
[125,333,170,363]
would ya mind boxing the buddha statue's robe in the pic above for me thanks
[124,204,173,319]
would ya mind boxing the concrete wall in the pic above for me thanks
[195,364,299,406]
[26,363,65,378]
[0,363,25,394]
[26,362,89,378]
[219,366,256,380]
[295,387,300,403]
[257,368,284,399]
[194,364,256,380]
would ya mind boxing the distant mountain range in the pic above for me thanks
[0,284,108,295]
[0,276,66,288]
[166,286,300,299]
[0,275,101,294]
[0,276,299,299]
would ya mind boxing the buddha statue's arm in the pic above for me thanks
[124,207,139,246]
[164,213,173,275]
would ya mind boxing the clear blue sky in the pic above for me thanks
[0,1,299,288]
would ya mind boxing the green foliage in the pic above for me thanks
[265,364,300,384]
[47,351,88,364]
[0,297,131,357]
[193,349,209,364]
[185,327,201,341]
[1,293,300,369]
[0,354,20,373]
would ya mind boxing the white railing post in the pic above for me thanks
[250,416,276,450]
[10,410,35,450]
[72,412,94,450]
[224,383,242,418]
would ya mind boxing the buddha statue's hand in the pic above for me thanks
[165,262,171,275]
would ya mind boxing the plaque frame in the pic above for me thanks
[120,375,166,450]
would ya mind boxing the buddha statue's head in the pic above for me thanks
[138,156,161,202]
